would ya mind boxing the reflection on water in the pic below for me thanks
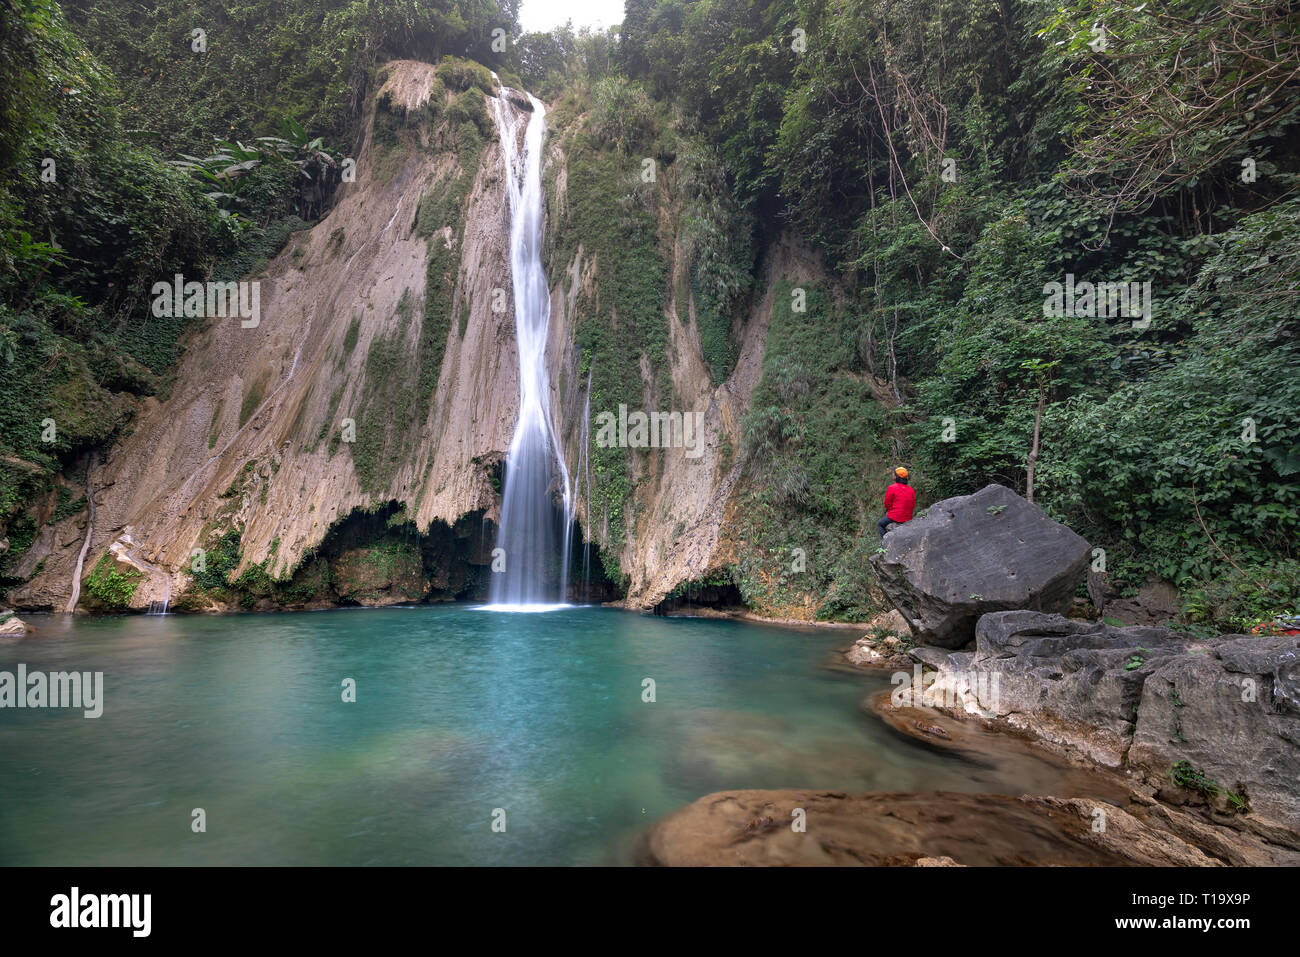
[1,606,1105,865]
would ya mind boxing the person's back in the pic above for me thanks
[877,467,915,537]
[884,480,915,524]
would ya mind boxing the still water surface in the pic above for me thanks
[1,606,1079,864]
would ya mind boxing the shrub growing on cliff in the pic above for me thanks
[676,137,755,384]
[448,90,492,139]
[437,57,496,95]
[587,77,655,153]
[85,554,143,608]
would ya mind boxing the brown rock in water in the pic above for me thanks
[643,789,1219,866]
[844,638,884,666]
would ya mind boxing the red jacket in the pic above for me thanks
[884,482,916,523]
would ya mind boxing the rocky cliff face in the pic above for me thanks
[546,228,825,610]
[9,60,841,615]
[13,60,521,611]
[538,91,837,613]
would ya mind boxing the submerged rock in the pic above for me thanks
[870,484,1090,648]
[642,789,1219,866]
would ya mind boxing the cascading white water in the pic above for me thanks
[486,87,574,610]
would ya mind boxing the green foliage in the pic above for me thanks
[1124,649,1150,672]
[0,3,334,582]
[1036,201,1300,600]
[419,236,455,404]
[335,537,423,603]
[350,326,416,494]
[187,526,335,608]
[169,120,345,221]
[50,487,86,523]
[85,552,143,608]
[1169,759,1248,812]
[0,3,212,564]
[587,77,656,153]
[1039,0,1300,214]
[1179,561,1300,636]
[238,378,265,429]
[664,568,736,602]
[65,1,518,156]
[5,0,1297,631]
[676,137,754,383]
[447,90,492,139]
[514,25,619,102]
[602,0,1300,626]
[437,56,496,95]
[735,281,891,619]
[190,529,242,591]
[341,315,360,355]
[548,104,671,551]
[638,0,797,208]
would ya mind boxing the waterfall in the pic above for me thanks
[146,574,170,615]
[486,86,574,610]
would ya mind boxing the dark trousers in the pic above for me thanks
[877,516,896,538]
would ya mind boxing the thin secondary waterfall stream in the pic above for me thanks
[487,86,574,610]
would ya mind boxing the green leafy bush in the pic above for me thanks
[85,553,143,608]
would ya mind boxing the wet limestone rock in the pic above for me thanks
[869,484,1091,648]
[933,611,1300,845]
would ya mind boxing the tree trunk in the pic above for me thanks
[1025,391,1045,504]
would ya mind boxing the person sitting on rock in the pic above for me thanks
[877,467,916,538]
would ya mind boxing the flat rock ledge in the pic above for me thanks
[897,610,1300,849]
[642,789,1237,866]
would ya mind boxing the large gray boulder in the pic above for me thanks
[870,484,1090,648]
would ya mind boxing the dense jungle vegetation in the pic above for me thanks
[2,0,1297,630]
